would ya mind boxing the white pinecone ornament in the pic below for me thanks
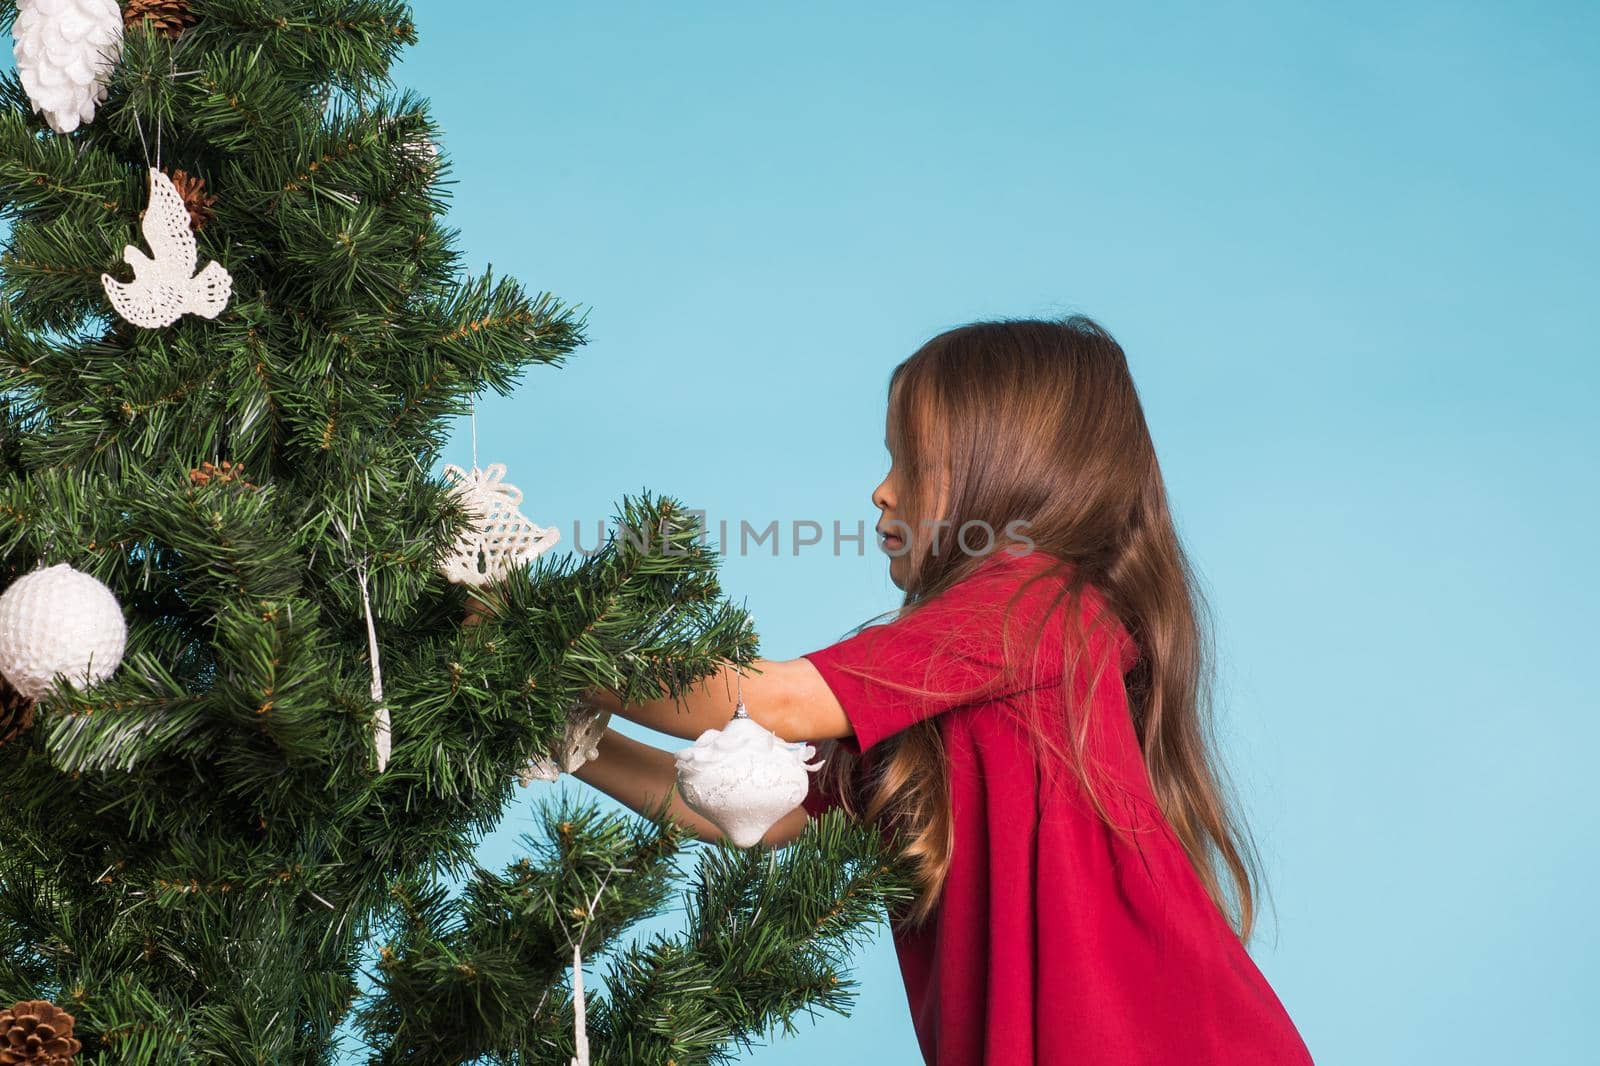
[12,0,124,135]
[674,699,823,847]
[0,562,127,701]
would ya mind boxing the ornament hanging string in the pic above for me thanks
[330,517,391,770]
[469,404,480,597]
[132,107,152,169]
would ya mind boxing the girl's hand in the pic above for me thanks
[573,727,810,847]
[461,590,493,627]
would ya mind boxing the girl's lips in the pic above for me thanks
[878,530,905,550]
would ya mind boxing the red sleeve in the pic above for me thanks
[801,555,1069,756]
[802,767,840,818]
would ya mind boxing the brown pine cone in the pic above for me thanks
[164,168,218,231]
[188,459,255,489]
[0,676,33,750]
[0,1000,82,1066]
[122,0,198,39]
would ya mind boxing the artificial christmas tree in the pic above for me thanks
[0,2,909,1062]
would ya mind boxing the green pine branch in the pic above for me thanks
[359,798,687,1064]
[358,804,913,1066]
[588,810,915,1064]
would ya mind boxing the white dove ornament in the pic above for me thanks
[674,698,824,848]
[101,168,233,329]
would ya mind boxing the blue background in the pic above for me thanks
[11,2,1600,1063]
[410,3,1597,1063]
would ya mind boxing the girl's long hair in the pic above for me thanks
[816,315,1262,938]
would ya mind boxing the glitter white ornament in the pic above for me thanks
[101,168,233,329]
[12,0,123,134]
[674,699,823,848]
[517,698,611,785]
[437,463,561,587]
[0,562,127,701]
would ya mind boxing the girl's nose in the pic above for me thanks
[872,477,894,512]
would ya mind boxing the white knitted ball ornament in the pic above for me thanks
[0,562,127,700]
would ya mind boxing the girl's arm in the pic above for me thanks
[465,597,846,743]
[573,726,810,847]
[463,594,842,842]
[584,658,853,744]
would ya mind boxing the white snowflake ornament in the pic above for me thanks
[0,562,127,701]
[101,168,233,329]
[438,463,561,587]
[13,0,123,134]
[517,698,611,785]
[674,699,823,847]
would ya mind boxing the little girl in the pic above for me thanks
[534,316,1313,1064]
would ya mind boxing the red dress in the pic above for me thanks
[800,548,1313,1065]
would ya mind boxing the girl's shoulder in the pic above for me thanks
[958,544,1061,585]
[967,548,1139,674]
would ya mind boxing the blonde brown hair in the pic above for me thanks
[816,315,1262,938]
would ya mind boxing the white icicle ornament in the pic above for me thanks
[674,699,823,848]
[12,0,123,134]
[0,562,127,701]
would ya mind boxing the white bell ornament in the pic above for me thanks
[437,462,561,588]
